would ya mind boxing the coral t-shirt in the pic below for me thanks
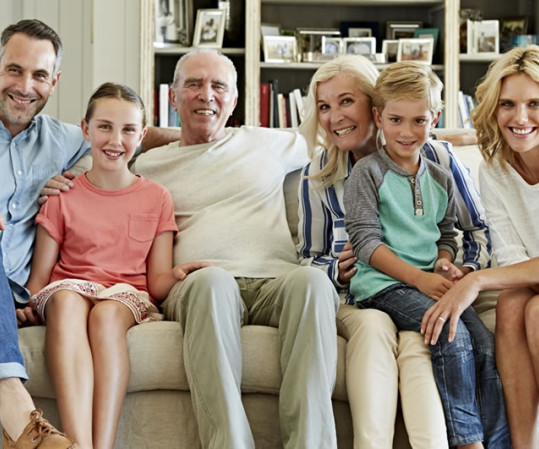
[35,174,178,293]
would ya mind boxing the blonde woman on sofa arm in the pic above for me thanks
[297,55,492,449]
[423,45,539,449]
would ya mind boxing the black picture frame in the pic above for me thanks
[500,16,529,51]
[340,21,380,50]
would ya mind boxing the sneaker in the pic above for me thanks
[2,410,77,449]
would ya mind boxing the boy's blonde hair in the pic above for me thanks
[299,55,379,187]
[472,44,539,168]
[373,61,443,116]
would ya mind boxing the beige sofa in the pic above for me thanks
[9,144,495,449]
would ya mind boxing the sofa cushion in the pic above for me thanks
[19,323,348,402]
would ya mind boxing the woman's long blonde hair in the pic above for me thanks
[472,44,539,168]
[298,55,378,187]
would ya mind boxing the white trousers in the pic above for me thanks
[337,305,449,449]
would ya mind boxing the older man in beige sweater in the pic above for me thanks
[131,49,340,449]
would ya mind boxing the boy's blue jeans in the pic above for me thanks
[360,283,511,448]
[0,248,28,381]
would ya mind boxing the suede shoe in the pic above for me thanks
[2,410,76,449]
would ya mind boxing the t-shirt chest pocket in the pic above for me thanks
[128,213,159,242]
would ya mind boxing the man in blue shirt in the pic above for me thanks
[0,19,82,449]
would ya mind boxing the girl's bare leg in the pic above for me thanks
[496,288,539,449]
[88,301,135,449]
[45,290,93,449]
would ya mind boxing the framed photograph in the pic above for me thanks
[465,19,476,54]
[500,16,528,51]
[343,37,376,56]
[321,36,343,56]
[261,23,281,37]
[263,35,297,63]
[474,20,499,54]
[414,28,439,49]
[193,9,225,48]
[348,28,372,38]
[459,8,482,53]
[296,28,341,62]
[382,39,399,63]
[397,38,434,64]
[340,21,380,41]
[154,0,193,45]
[512,34,539,48]
[386,21,423,40]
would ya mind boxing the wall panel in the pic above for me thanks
[0,0,140,124]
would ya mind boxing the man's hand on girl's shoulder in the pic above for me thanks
[38,171,76,205]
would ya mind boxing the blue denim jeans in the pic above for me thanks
[360,283,511,448]
[0,248,28,381]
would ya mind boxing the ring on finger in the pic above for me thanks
[438,317,446,323]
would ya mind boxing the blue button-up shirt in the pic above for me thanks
[0,115,90,287]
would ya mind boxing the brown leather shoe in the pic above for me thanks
[2,410,76,449]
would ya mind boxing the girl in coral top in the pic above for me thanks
[26,82,209,449]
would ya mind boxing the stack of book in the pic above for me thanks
[458,90,476,129]
[260,82,307,128]
[156,83,180,128]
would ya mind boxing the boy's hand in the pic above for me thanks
[16,307,41,327]
[172,261,212,281]
[416,271,454,301]
[337,242,357,284]
[0,214,4,230]
[38,171,76,205]
[434,258,464,282]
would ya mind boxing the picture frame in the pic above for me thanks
[382,39,399,63]
[261,23,281,37]
[192,9,225,48]
[466,19,476,54]
[459,8,482,53]
[397,38,434,64]
[473,20,499,55]
[343,37,376,56]
[511,34,538,48]
[386,21,423,40]
[414,28,439,50]
[348,28,372,38]
[340,21,380,42]
[500,16,529,51]
[263,35,297,63]
[321,36,343,56]
[154,0,194,45]
[296,28,341,62]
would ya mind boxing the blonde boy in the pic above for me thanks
[343,62,510,449]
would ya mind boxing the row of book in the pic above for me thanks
[156,82,473,131]
[458,90,476,129]
[260,81,307,128]
[155,83,180,128]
